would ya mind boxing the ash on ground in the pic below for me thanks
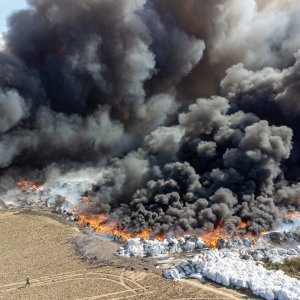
[75,228,158,273]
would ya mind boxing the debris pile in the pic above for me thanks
[117,235,256,258]
[164,250,300,300]
[117,236,207,257]
[15,187,51,208]
[247,246,300,265]
[264,231,300,247]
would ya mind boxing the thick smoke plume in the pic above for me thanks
[0,0,300,235]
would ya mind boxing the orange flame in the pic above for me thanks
[73,198,299,248]
[259,231,268,237]
[77,209,256,248]
[16,181,43,191]
[77,214,151,241]
[75,211,300,247]
[287,212,300,219]
[15,179,299,249]
[74,195,258,247]
[198,222,255,249]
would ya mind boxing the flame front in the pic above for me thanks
[77,214,151,241]
[16,183,298,249]
[16,181,43,191]
[200,221,255,249]
[73,196,261,247]
[287,211,300,219]
[76,211,256,248]
[76,210,299,247]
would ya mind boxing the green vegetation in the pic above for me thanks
[265,257,300,279]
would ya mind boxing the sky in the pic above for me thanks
[0,0,28,34]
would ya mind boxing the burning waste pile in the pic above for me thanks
[117,234,255,257]
[117,236,208,257]
[76,209,300,300]
[1,1,300,299]
[116,220,300,269]
[114,214,300,300]
[2,181,53,208]
[1,0,300,237]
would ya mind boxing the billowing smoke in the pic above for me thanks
[0,0,205,169]
[0,0,300,235]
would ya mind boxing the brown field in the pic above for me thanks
[0,210,248,300]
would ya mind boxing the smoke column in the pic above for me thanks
[0,0,300,235]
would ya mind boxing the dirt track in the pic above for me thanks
[0,210,248,299]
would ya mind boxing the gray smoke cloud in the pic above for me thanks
[0,0,204,169]
[104,98,293,234]
[0,0,300,235]
[222,51,300,119]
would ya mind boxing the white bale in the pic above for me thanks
[221,275,231,287]
[196,238,207,249]
[117,247,125,256]
[167,238,181,254]
[182,264,194,276]
[277,290,286,300]
[254,252,264,261]
[162,239,169,247]
[123,239,144,257]
[287,249,297,255]
[164,268,181,280]
[178,237,186,245]
[277,248,288,256]
[215,273,223,284]
[242,237,253,248]
[236,279,248,289]
[143,240,166,257]
[269,256,283,265]
[182,241,196,252]
[189,273,205,283]
[164,248,300,300]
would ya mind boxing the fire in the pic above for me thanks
[72,196,96,214]
[73,196,262,248]
[76,214,152,241]
[77,210,257,248]
[73,194,152,241]
[238,221,248,229]
[16,181,43,191]
[259,231,268,237]
[156,233,167,241]
[201,227,225,249]
[14,179,299,249]
[287,212,300,219]
[199,221,255,249]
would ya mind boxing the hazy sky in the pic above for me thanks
[0,0,28,33]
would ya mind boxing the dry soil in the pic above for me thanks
[0,209,249,300]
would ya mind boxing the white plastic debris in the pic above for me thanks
[163,268,181,280]
[167,238,181,253]
[196,238,207,249]
[116,247,125,256]
[278,248,288,256]
[122,239,144,257]
[118,236,209,257]
[189,273,205,283]
[181,240,196,252]
[143,239,167,257]
[254,252,264,261]
[164,250,300,300]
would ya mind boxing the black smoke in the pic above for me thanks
[0,0,300,235]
